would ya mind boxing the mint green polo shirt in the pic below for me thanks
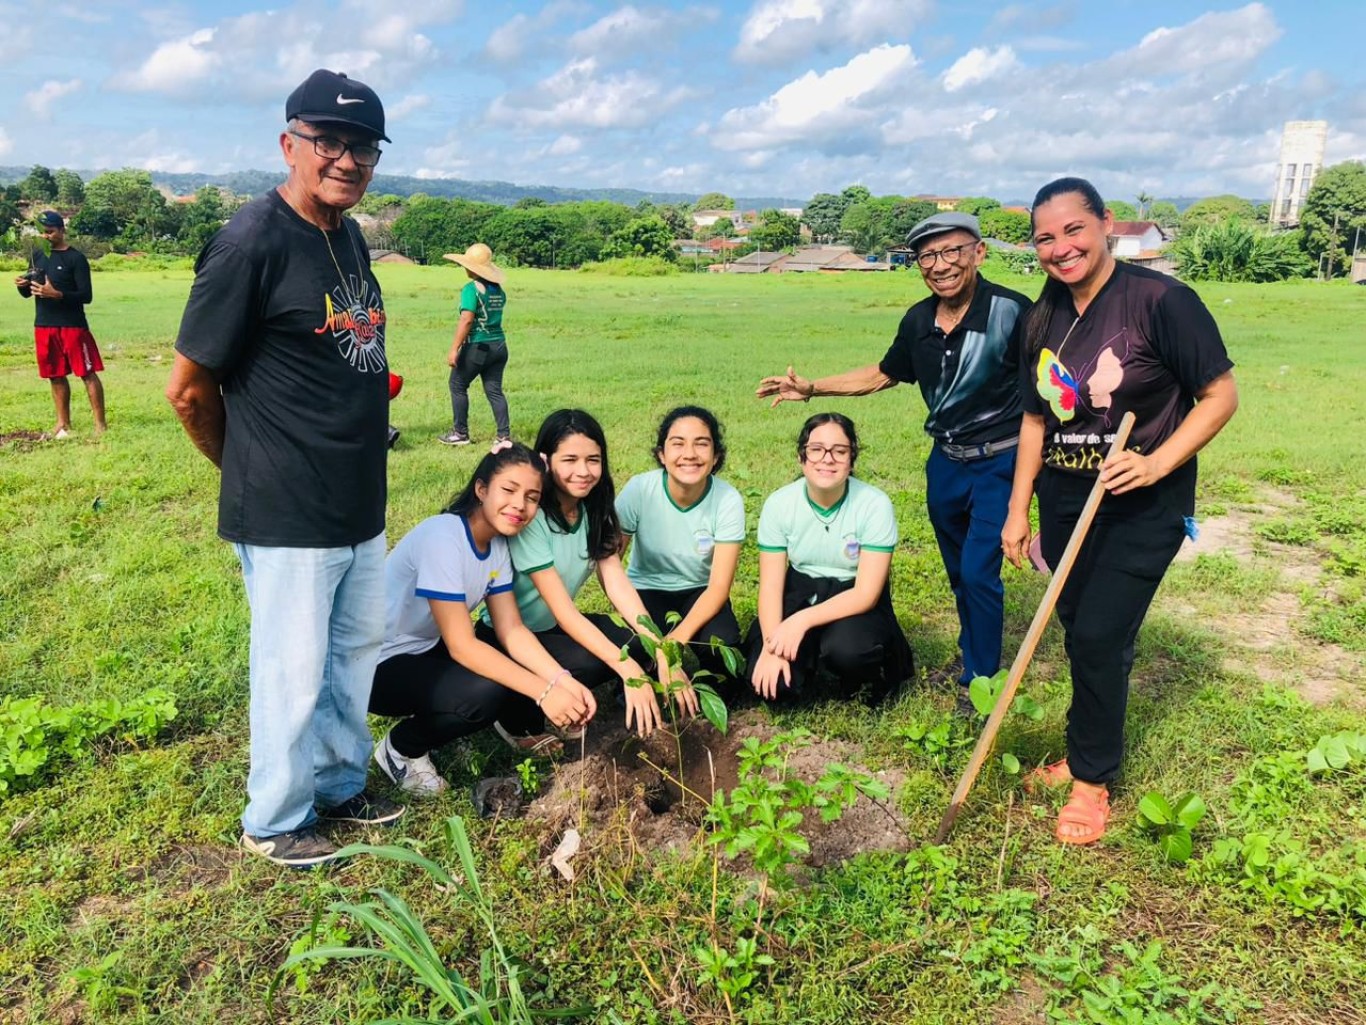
[756,477,897,582]
[617,470,746,592]
[460,280,506,345]
[481,504,593,633]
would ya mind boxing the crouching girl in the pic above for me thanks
[747,412,914,703]
[369,443,597,795]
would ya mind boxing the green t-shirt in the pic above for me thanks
[483,504,593,633]
[460,280,506,345]
[756,477,897,581]
[617,470,746,591]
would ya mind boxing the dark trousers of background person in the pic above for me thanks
[636,587,743,681]
[369,641,542,757]
[1038,467,1188,786]
[925,444,1015,686]
[449,341,510,438]
[742,567,915,703]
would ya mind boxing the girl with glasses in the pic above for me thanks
[746,412,915,703]
[616,406,746,683]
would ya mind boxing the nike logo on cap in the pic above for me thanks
[336,94,365,105]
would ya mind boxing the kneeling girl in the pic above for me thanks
[747,412,914,702]
[369,444,597,795]
[489,409,698,738]
[617,406,745,679]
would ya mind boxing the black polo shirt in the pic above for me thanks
[879,274,1030,447]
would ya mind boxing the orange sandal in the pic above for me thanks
[1024,758,1072,794]
[1055,783,1110,845]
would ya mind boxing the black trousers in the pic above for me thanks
[368,640,542,758]
[1038,469,1187,785]
[636,587,743,680]
[742,567,915,702]
[504,614,644,690]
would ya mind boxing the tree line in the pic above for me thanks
[4,162,1363,280]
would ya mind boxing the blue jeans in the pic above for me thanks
[234,533,385,837]
[925,446,1015,684]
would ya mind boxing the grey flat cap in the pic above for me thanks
[905,211,981,250]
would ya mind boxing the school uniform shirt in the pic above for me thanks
[756,477,898,582]
[380,514,514,661]
[617,470,746,592]
[493,505,594,633]
[1021,261,1233,486]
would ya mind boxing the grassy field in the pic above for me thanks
[1,261,1364,1024]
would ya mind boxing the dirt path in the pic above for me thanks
[1167,486,1362,708]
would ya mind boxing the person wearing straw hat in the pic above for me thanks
[440,243,512,453]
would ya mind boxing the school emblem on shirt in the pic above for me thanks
[842,533,861,561]
[693,529,715,558]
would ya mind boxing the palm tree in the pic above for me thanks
[1136,191,1154,220]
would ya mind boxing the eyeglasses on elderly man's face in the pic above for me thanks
[288,130,383,167]
[915,241,979,269]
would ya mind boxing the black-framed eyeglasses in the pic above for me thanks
[288,130,382,167]
[802,444,853,462]
[915,241,978,269]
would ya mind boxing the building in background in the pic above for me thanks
[1269,120,1327,228]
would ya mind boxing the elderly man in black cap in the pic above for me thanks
[14,210,107,438]
[757,212,1030,717]
[166,70,402,867]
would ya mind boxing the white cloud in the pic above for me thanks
[113,28,220,92]
[568,5,716,59]
[483,1,581,63]
[1107,2,1280,77]
[388,94,431,119]
[25,79,83,119]
[485,13,533,61]
[735,0,929,64]
[546,135,583,156]
[0,127,11,159]
[490,57,689,130]
[712,43,917,150]
[942,46,1019,92]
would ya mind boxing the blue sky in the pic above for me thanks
[2,0,1363,201]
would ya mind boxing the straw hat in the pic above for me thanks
[443,243,505,284]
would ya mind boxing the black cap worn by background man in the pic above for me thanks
[38,210,64,229]
[905,211,982,252]
[285,69,390,142]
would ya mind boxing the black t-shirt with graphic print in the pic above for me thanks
[175,190,388,547]
[879,274,1030,446]
[1020,261,1232,490]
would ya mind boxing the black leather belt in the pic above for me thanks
[938,435,1019,461]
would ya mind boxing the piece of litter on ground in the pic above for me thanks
[550,828,581,882]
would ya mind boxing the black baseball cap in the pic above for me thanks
[285,69,390,142]
[38,210,64,229]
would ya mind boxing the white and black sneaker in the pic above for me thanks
[374,729,450,796]
[318,788,406,826]
[241,827,341,868]
[437,430,471,446]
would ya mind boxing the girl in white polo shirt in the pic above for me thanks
[747,412,914,703]
[617,406,745,681]
[369,443,597,795]
[486,409,699,739]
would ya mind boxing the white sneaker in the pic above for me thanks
[373,730,449,796]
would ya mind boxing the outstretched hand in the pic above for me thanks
[756,365,813,408]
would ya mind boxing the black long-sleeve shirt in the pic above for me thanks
[16,246,93,328]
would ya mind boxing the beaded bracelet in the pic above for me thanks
[537,669,571,707]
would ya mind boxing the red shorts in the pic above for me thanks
[35,326,104,379]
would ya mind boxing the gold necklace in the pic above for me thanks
[319,220,366,307]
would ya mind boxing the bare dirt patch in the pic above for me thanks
[0,430,47,449]
[525,707,911,866]
[1170,488,1362,707]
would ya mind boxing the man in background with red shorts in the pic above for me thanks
[13,210,108,438]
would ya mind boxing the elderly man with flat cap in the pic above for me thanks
[166,69,402,867]
[758,212,1030,717]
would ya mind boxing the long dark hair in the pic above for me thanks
[535,409,620,562]
[1023,176,1108,365]
[797,411,859,470]
[442,442,539,516]
[653,405,728,475]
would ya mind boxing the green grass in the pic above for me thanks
[2,266,1364,1023]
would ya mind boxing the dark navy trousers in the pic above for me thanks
[925,445,1016,685]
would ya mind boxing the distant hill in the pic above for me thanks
[0,165,802,210]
